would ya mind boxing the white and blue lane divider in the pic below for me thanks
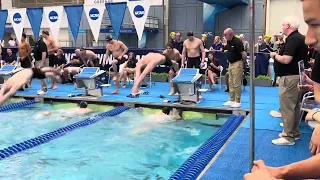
[169,114,245,180]
[0,100,37,112]
[0,106,130,160]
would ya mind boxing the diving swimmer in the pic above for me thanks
[0,67,60,106]
[129,52,179,97]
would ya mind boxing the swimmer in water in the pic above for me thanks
[0,67,61,106]
[41,101,93,118]
[131,107,182,135]
[129,53,179,96]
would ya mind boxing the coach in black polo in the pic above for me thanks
[270,16,308,146]
[223,28,247,108]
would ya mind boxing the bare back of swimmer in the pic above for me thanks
[0,68,60,105]
[131,53,179,95]
[79,48,99,67]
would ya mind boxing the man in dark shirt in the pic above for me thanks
[3,49,17,65]
[270,16,308,145]
[173,32,183,54]
[223,28,247,108]
[33,35,49,95]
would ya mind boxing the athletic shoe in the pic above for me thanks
[223,101,235,106]
[280,123,283,127]
[231,102,241,108]
[272,137,295,145]
[278,133,300,140]
[224,89,229,92]
[270,110,282,118]
[37,90,47,95]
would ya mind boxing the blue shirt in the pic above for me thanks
[211,43,223,51]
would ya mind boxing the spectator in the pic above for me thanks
[8,38,16,47]
[260,35,274,53]
[210,36,223,53]
[273,35,285,53]
[119,52,138,88]
[201,34,208,50]
[240,34,250,53]
[207,52,221,91]
[173,32,183,54]
[270,16,308,145]
[170,32,176,44]
[254,36,263,52]
[0,49,17,67]
[222,37,228,51]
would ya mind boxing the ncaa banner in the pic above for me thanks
[84,4,105,42]
[8,9,27,43]
[64,5,84,41]
[43,6,64,41]
[127,1,151,41]
[106,2,127,40]
[0,10,8,40]
[26,8,44,40]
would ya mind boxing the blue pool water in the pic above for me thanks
[0,108,223,179]
[0,103,97,150]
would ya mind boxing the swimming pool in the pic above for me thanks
[0,105,227,179]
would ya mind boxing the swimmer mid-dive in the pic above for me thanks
[131,107,182,135]
[40,101,93,118]
[0,67,60,106]
[128,53,179,97]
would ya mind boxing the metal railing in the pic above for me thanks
[101,16,159,29]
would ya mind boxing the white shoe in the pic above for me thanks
[280,123,283,127]
[270,110,282,118]
[278,133,300,140]
[223,101,235,106]
[272,137,295,145]
[37,90,47,95]
[231,102,241,108]
[168,91,174,96]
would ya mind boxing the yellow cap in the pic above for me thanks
[202,34,207,38]
[170,32,176,36]
[264,35,272,40]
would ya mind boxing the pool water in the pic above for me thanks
[0,108,225,180]
[0,101,111,150]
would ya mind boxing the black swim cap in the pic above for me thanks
[162,107,172,115]
[79,101,88,108]
[106,35,113,41]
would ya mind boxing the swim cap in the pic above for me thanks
[264,35,272,40]
[162,107,172,115]
[170,32,176,36]
[80,47,86,51]
[187,31,194,37]
[202,34,207,38]
[106,35,113,41]
[79,101,88,108]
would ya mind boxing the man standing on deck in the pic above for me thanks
[79,48,100,67]
[102,35,128,94]
[42,30,58,67]
[222,28,247,108]
[181,31,206,69]
[18,33,32,88]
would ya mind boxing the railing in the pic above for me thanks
[101,16,159,29]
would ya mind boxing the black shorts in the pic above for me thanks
[114,57,127,72]
[32,68,46,79]
[49,54,58,67]
[160,53,173,67]
[20,56,32,68]
[93,58,100,67]
[187,56,201,68]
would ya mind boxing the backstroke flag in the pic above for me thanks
[84,4,105,42]
[43,6,64,41]
[106,2,127,40]
[0,10,8,40]
[27,8,43,40]
[8,8,27,43]
[64,5,83,41]
[127,1,150,41]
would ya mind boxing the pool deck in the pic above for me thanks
[11,80,314,179]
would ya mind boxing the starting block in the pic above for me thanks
[73,67,107,97]
[172,68,203,104]
[0,65,24,85]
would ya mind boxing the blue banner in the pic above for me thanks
[26,8,43,40]
[0,10,8,40]
[203,3,226,35]
[105,2,127,40]
[64,5,83,41]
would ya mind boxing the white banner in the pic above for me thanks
[127,1,150,41]
[43,6,64,41]
[84,5,105,42]
[8,9,27,43]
